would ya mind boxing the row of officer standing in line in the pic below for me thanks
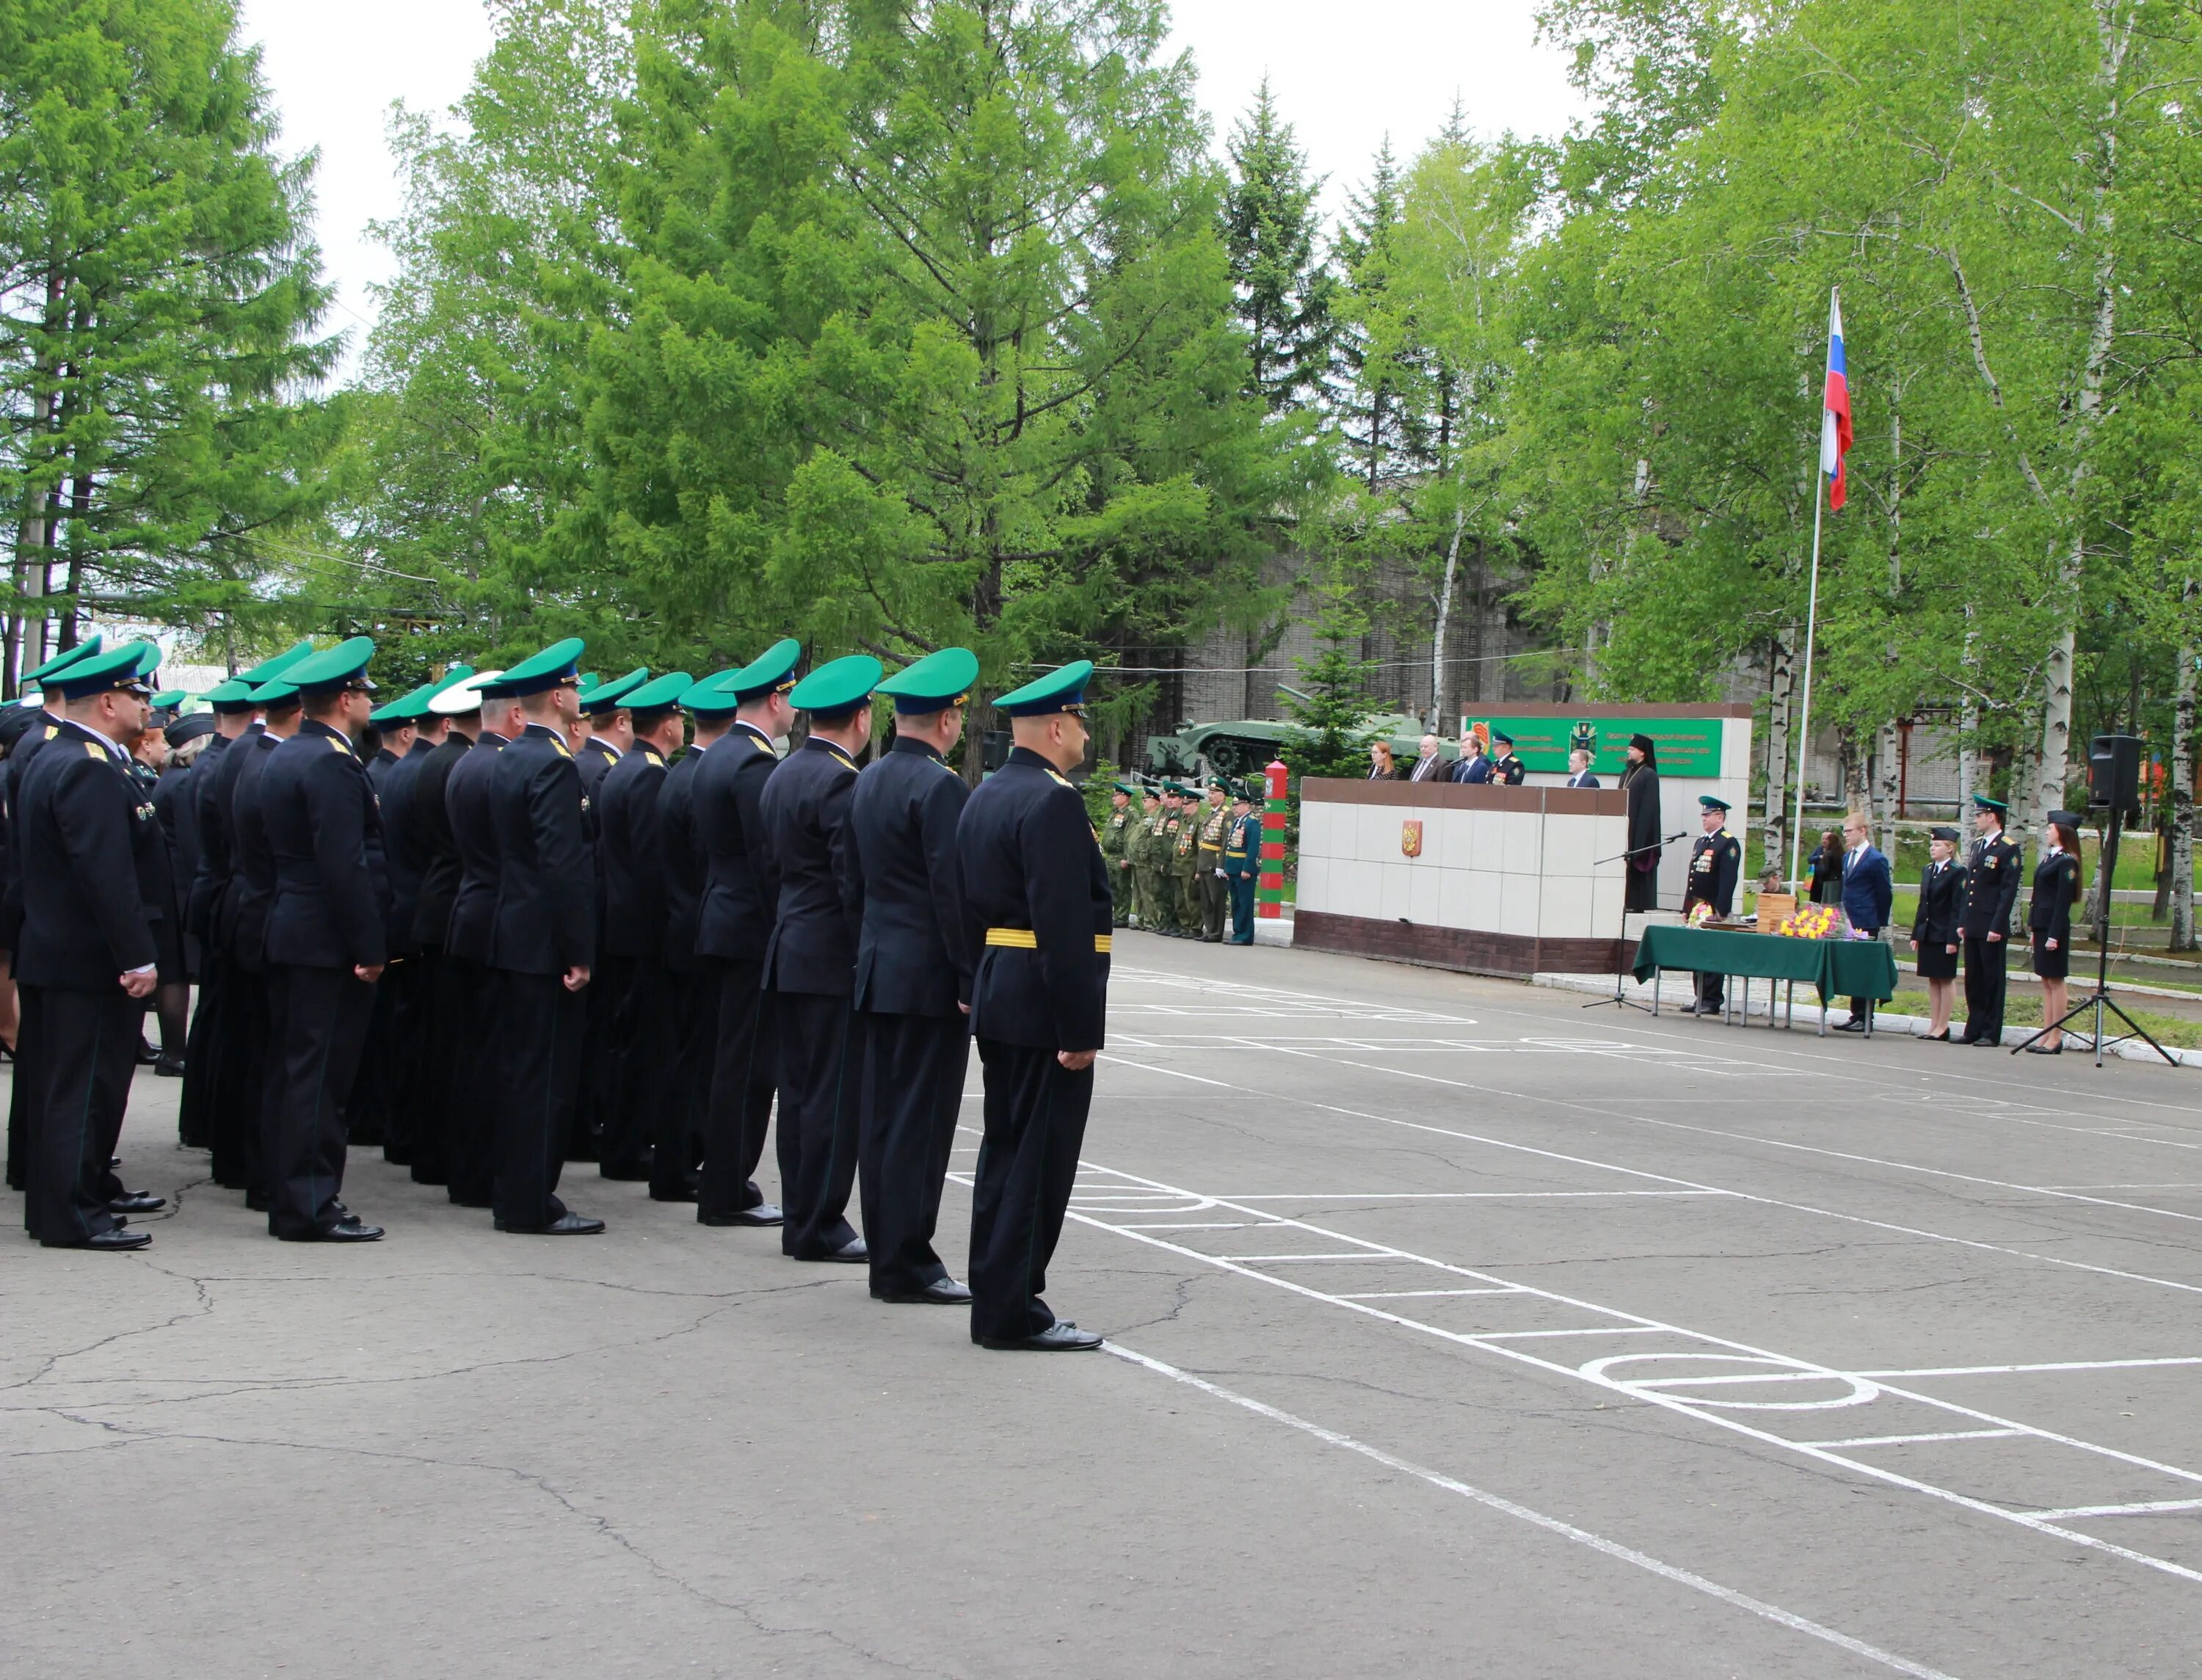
[1107,778,1260,942]
[7,629,1115,1351]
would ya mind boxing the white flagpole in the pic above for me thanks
[1788,286,1837,892]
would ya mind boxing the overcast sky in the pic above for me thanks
[235,0,1583,377]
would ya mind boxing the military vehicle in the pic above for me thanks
[1142,688,1447,779]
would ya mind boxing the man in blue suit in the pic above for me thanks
[1836,810,1892,1033]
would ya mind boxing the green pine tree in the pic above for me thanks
[1223,79,1334,415]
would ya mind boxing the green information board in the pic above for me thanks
[1457,714,1726,777]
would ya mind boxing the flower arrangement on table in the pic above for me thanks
[1685,901,1718,926]
[1774,903,1850,940]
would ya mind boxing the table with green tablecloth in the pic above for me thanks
[1631,924,1900,1034]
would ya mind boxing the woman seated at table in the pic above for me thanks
[1367,739,1400,780]
[1908,824,1965,1041]
[2026,815,2084,1054]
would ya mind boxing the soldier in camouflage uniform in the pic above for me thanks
[1168,782,1202,936]
[1196,779,1232,942]
[1149,787,1186,935]
[1129,788,1163,930]
[1099,779,1136,928]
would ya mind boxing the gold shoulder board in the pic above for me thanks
[84,741,105,761]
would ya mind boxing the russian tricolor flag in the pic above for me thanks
[1820,289,1851,511]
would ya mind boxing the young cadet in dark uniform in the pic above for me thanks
[569,667,647,1163]
[258,639,391,1243]
[760,653,881,1264]
[658,670,740,1201]
[957,661,1112,1350]
[1958,793,2022,1046]
[1222,786,1260,944]
[1490,732,1527,786]
[15,643,164,1249]
[2025,813,2085,1056]
[406,669,498,1185]
[591,671,691,1182]
[695,641,800,1227]
[1677,796,1742,1016]
[1909,825,1965,1041]
[224,672,309,1208]
[480,640,604,1235]
[846,647,979,1305]
[441,670,527,1206]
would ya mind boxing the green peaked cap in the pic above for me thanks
[579,666,650,714]
[23,634,106,686]
[239,641,318,684]
[992,659,1093,718]
[681,670,747,716]
[789,654,882,720]
[622,672,694,713]
[150,688,190,710]
[131,643,164,678]
[283,636,379,694]
[483,636,585,698]
[719,638,802,703]
[876,647,978,715]
[45,641,159,702]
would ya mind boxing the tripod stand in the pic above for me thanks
[2012,804,2178,1069]
[1583,833,1688,1014]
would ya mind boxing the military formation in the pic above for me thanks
[1107,776,1262,945]
[1,634,1119,1352]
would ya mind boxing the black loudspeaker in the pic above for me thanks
[981,730,1011,773]
[2087,733,2142,811]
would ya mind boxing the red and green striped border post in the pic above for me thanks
[1257,759,1289,919]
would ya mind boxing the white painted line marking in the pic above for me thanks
[1111,1222,1258,1231]
[1805,1430,2027,1449]
[1335,1289,1526,1300]
[1218,1252,1395,1263]
[1103,1341,1967,1680]
[2024,1498,2202,1521]
[1478,1326,1670,1339]
[1220,1190,1733,1201]
[1855,1356,2202,1379]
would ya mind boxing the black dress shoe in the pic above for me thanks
[698,1202,784,1227]
[874,1277,973,1305]
[137,1039,161,1066]
[791,1235,869,1262]
[46,1227,152,1251]
[978,1320,1102,1352]
[495,1212,606,1234]
[154,1054,186,1077]
[1925,1030,1952,1042]
[1833,1018,1867,1033]
[244,1192,271,1212]
[108,1192,166,1215]
[2025,1042,2063,1055]
[280,1220,384,1243]
[649,1179,700,1204]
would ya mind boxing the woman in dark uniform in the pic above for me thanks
[1908,824,1965,1040]
[2026,816,2083,1054]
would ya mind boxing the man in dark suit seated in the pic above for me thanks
[1834,810,1893,1033]
[1566,749,1600,788]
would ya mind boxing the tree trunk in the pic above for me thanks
[1875,719,1900,857]
[2170,610,2195,951]
[1429,494,1464,732]
[1763,628,1794,879]
[1842,730,1869,815]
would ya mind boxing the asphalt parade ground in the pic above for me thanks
[7,934,2202,1679]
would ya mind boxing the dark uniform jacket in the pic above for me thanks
[1958,832,2021,937]
[660,743,709,973]
[0,713,65,948]
[378,737,436,956]
[153,761,203,936]
[368,746,403,795]
[955,745,1111,1051]
[1492,753,1526,787]
[487,723,595,975]
[577,736,619,799]
[1911,857,1964,948]
[597,741,673,961]
[694,720,781,966]
[13,719,159,988]
[846,734,973,1017]
[1682,828,1741,918]
[407,731,473,948]
[443,730,511,963]
[190,725,255,945]
[262,719,392,970]
[2028,849,2081,942]
[1221,812,1260,880]
[227,730,285,968]
[759,735,862,997]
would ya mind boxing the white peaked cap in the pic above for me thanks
[429,669,504,716]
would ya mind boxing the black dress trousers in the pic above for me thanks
[345,960,400,1148]
[375,956,427,1165]
[967,1038,1093,1345]
[858,1011,970,1295]
[1963,936,2009,1043]
[408,946,463,1185]
[444,956,501,1205]
[209,967,271,1193]
[489,970,582,1230]
[266,963,377,1239]
[776,992,862,1259]
[697,956,775,1215]
[177,951,226,1151]
[589,953,650,1177]
[657,962,716,1199]
[21,985,145,1246]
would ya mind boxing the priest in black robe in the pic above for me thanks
[1621,734,1663,913]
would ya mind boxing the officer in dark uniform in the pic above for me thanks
[695,641,800,1228]
[2,636,109,1193]
[1222,785,1260,944]
[1959,793,2022,1046]
[441,666,528,1205]
[846,647,979,1304]
[1678,795,1742,1015]
[658,669,740,1201]
[590,671,691,1182]
[956,661,1111,1351]
[14,643,164,1249]
[405,669,498,1185]
[575,668,645,799]
[153,710,217,1096]
[258,639,391,1243]
[568,667,647,1163]
[1490,732,1527,786]
[1196,779,1232,941]
[346,680,429,1152]
[760,653,881,1264]
[480,639,604,1235]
